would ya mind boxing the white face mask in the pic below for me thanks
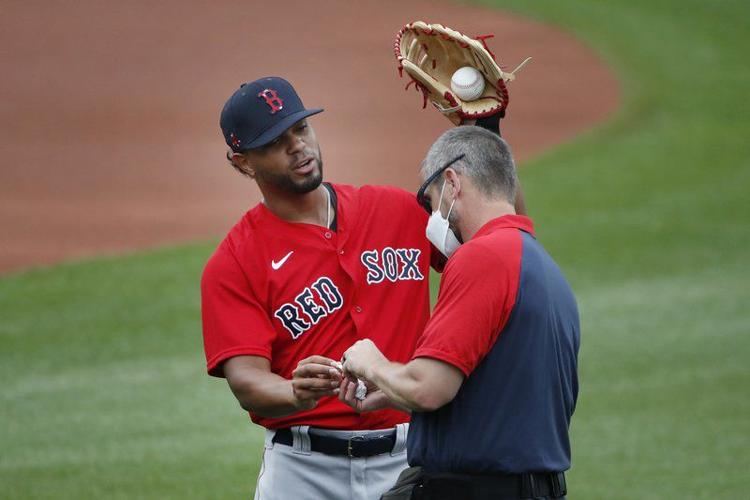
[425,179,462,258]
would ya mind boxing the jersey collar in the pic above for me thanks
[250,183,357,249]
[473,214,535,240]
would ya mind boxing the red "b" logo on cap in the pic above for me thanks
[258,89,284,114]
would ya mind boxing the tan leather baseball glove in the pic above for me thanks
[394,21,531,125]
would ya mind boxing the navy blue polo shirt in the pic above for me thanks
[407,215,580,474]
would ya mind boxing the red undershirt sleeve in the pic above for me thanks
[201,246,277,377]
[412,230,522,376]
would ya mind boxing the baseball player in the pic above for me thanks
[201,77,439,500]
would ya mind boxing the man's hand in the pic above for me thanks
[394,22,526,125]
[342,339,388,381]
[338,377,390,413]
[291,355,343,410]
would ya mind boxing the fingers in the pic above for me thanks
[292,369,342,410]
[297,355,340,369]
[293,379,340,409]
[344,379,358,402]
[292,355,350,409]
[293,362,342,381]
[295,388,338,403]
[293,376,340,392]
[338,378,361,411]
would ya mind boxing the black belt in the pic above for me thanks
[272,428,397,458]
[417,471,567,499]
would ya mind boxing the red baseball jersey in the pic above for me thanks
[201,183,434,430]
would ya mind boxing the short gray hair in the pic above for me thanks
[422,126,517,203]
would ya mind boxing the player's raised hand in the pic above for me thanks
[291,356,343,409]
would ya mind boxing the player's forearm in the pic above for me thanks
[367,362,438,413]
[228,371,301,418]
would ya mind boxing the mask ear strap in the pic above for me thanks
[444,177,457,219]
[446,198,456,219]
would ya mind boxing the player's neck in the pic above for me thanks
[260,185,330,228]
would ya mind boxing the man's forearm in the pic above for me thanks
[225,355,341,418]
[343,341,464,412]
[367,361,435,413]
[228,370,302,418]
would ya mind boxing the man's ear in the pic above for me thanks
[230,152,255,178]
[445,168,461,198]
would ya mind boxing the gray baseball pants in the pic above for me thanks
[253,424,409,500]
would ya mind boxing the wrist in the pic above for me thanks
[366,358,390,385]
[475,113,503,136]
[292,395,316,411]
[289,380,314,411]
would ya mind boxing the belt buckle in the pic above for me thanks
[346,435,366,458]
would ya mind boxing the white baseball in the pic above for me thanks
[450,66,485,101]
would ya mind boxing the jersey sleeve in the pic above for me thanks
[201,244,277,377]
[411,233,522,376]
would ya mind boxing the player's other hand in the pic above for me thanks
[342,339,388,381]
[339,378,388,413]
[291,355,343,410]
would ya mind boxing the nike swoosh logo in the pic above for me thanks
[271,251,294,270]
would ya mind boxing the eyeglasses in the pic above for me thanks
[415,154,465,214]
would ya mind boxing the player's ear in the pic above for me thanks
[229,152,256,178]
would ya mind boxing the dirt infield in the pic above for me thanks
[0,1,618,274]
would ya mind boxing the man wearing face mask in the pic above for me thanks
[340,126,580,500]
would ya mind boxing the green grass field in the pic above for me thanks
[2,0,749,498]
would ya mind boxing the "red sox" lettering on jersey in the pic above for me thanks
[360,247,424,284]
[274,248,424,338]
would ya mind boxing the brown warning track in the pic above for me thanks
[0,1,618,274]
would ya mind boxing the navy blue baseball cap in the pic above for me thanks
[220,77,323,152]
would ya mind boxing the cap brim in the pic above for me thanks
[244,108,324,150]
